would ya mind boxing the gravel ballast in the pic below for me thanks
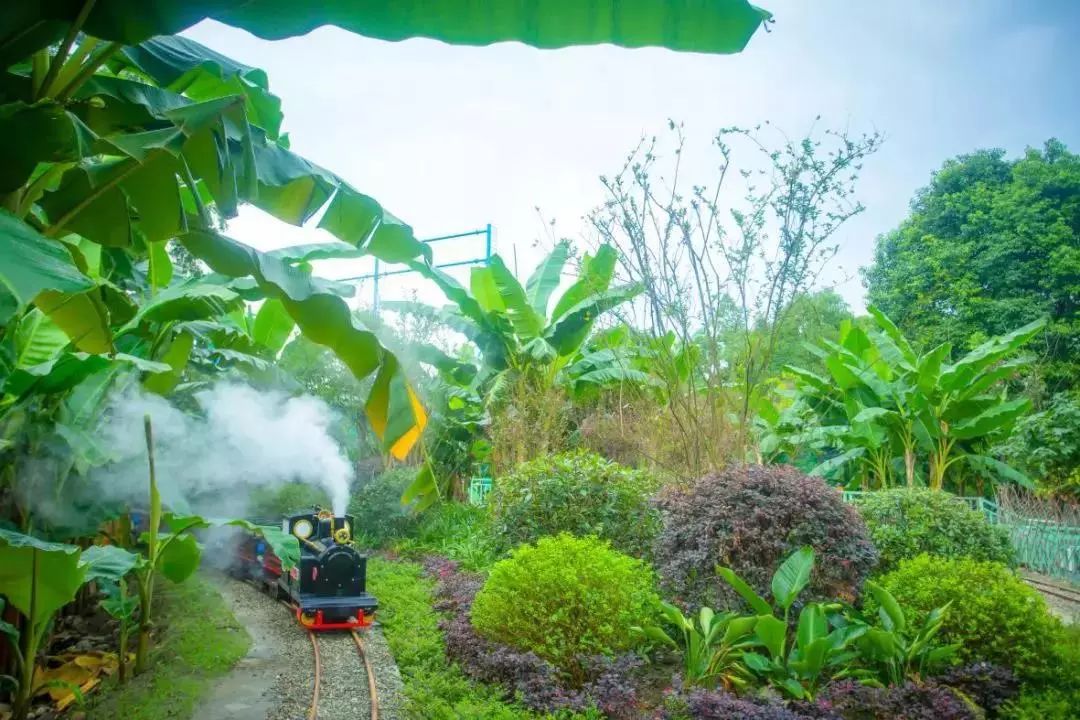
[195,574,404,720]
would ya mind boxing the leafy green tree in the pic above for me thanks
[863,140,1080,394]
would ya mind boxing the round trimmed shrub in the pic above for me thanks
[653,464,878,611]
[855,488,1014,571]
[470,533,658,682]
[872,555,1064,682]
[487,450,660,557]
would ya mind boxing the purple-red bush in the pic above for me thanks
[653,465,878,610]
[939,663,1019,718]
[810,680,976,720]
[422,555,641,718]
[662,689,813,719]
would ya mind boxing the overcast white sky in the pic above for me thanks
[183,0,1080,313]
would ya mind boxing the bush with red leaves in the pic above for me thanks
[652,465,877,611]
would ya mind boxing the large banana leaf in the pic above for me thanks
[0,209,94,324]
[0,528,85,625]
[525,241,570,316]
[180,229,426,454]
[545,283,641,356]
[3,2,771,67]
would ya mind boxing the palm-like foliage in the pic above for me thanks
[779,307,1045,491]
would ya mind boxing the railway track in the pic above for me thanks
[274,598,378,720]
[304,629,379,720]
[1023,574,1080,606]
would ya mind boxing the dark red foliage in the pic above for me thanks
[653,465,878,610]
[423,554,641,718]
[809,680,976,720]
[660,689,816,719]
[939,663,1020,718]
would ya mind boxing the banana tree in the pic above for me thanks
[780,308,1045,492]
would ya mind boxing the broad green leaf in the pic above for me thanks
[950,397,1031,440]
[6,351,170,397]
[717,566,772,615]
[12,2,771,59]
[546,283,641,356]
[488,255,544,338]
[266,241,365,264]
[318,187,431,262]
[865,580,905,633]
[550,245,617,321]
[470,266,506,313]
[796,603,827,649]
[35,288,114,354]
[401,461,439,512]
[366,353,427,460]
[252,298,295,354]
[916,342,951,394]
[741,651,773,673]
[0,209,94,324]
[81,545,140,585]
[866,305,917,365]
[147,240,174,291]
[809,447,866,478]
[771,546,814,611]
[157,533,201,583]
[0,528,85,625]
[124,280,242,330]
[783,365,833,395]
[964,454,1034,488]
[0,102,97,193]
[754,614,787,659]
[525,241,570,316]
[14,308,69,367]
[143,330,194,395]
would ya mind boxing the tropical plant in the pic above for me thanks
[469,533,659,683]
[717,547,865,701]
[653,465,877,612]
[487,450,660,558]
[781,308,1045,491]
[842,580,960,686]
[855,488,1014,571]
[634,602,757,691]
[391,241,647,493]
[994,391,1080,499]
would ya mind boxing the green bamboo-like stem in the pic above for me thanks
[135,414,160,674]
[30,50,48,98]
[12,550,39,720]
[53,40,121,103]
[37,0,98,100]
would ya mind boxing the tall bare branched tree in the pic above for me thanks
[590,120,881,475]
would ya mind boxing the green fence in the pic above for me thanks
[842,490,1079,585]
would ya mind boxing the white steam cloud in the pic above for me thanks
[90,383,352,517]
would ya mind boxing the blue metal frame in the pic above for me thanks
[340,224,493,311]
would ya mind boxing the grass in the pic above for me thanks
[368,557,549,720]
[84,575,250,720]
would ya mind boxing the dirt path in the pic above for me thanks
[193,574,405,720]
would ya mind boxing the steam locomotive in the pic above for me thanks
[232,508,377,631]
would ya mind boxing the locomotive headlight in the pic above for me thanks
[334,526,351,544]
[292,518,314,540]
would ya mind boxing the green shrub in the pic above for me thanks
[395,502,500,571]
[470,534,658,682]
[249,482,330,518]
[348,467,421,547]
[488,450,660,557]
[855,488,1014,571]
[872,555,1064,683]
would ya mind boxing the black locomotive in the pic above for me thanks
[233,508,377,630]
